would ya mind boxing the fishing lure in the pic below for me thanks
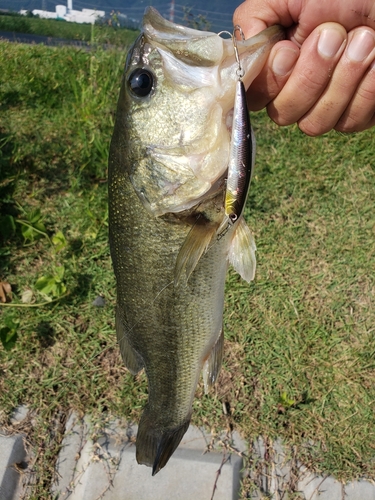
[218,26,255,238]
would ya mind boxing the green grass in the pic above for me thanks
[1,39,375,497]
[0,13,139,46]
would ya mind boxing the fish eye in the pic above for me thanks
[128,68,155,98]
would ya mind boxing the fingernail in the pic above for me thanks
[272,47,299,76]
[347,29,375,62]
[318,28,346,58]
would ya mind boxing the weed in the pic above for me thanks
[0,14,139,46]
[0,35,375,498]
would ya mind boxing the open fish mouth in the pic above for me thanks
[125,8,284,217]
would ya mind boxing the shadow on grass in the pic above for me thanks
[0,129,23,276]
[36,321,56,347]
[72,272,93,302]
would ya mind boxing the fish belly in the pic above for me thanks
[109,167,228,474]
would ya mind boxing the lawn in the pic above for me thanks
[0,12,139,46]
[0,36,375,498]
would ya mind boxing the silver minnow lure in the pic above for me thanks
[224,80,253,223]
[218,28,255,238]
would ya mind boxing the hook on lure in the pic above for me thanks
[217,25,245,81]
[232,25,245,80]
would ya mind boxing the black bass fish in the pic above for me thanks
[108,7,283,475]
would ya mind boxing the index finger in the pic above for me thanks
[233,0,295,38]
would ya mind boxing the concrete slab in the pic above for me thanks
[52,413,244,500]
[344,480,375,500]
[297,467,343,499]
[246,439,375,499]
[3,407,375,499]
[0,433,27,500]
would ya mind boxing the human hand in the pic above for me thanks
[234,0,375,135]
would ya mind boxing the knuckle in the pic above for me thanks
[298,115,327,136]
[356,81,375,104]
[335,117,362,133]
[267,104,295,126]
[296,67,328,94]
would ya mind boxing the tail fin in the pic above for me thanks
[136,408,190,475]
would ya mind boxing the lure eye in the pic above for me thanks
[128,68,155,98]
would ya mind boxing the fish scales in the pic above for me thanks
[109,7,284,475]
[109,161,229,472]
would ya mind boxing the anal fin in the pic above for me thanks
[228,216,256,282]
[116,307,144,375]
[203,328,224,394]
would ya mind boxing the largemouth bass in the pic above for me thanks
[109,7,283,475]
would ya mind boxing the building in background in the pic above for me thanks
[20,0,105,24]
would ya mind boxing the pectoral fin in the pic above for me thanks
[174,222,216,286]
[202,328,224,394]
[228,216,256,282]
[116,307,144,374]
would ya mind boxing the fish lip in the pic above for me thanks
[237,24,285,48]
[143,6,213,37]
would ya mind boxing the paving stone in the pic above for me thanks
[0,433,27,500]
[248,437,294,498]
[52,412,92,497]
[3,408,375,500]
[246,439,375,500]
[344,480,375,500]
[297,466,343,499]
[52,413,244,500]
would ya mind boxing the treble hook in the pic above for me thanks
[233,25,245,80]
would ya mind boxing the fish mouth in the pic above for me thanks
[128,10,284,217]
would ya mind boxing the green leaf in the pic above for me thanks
[33,220,47,233]
[4,316,19,330]
[54,281,66,297]
[0,317,19,351]
[27,208,42,224]
[52,231,67,252]
[0,327,18,351]
[35,268,66,299]
[16,208,48,244]
[54,265,65,282]
[35,276,56,297]
[279,391,296,408]
[20,223,40,242]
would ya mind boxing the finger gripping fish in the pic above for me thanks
[108,7,284,475]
